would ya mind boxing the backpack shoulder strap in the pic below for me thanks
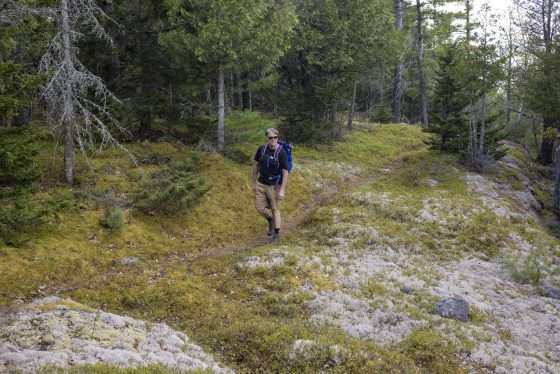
[260,144,267,159]
[273,144,282,160]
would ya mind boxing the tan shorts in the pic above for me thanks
[255,182,279,213]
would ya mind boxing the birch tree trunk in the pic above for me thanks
[416,0,428,126]
[392,0,404,123]
[479,94,487,157]
[505,11,514,129]
[61,0,74,184]
[347,80,358,130]
[217,65,225,153]
[237,72,243,110]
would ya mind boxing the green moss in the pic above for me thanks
[498,328,512,342]
[468,306,487,323]
[36,299,96,313]
[495,168,526,191]
[363,278,388,297]
[398,330,467,374]
[503,254,543,286]
[36,364,213,374]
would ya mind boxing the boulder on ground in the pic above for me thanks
[434,297,469,322]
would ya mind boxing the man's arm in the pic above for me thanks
[278,169,288,199]
[253,162,259,183]
[252,146,262,191]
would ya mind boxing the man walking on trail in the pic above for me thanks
[253,128,289,241]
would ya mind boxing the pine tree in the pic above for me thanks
[425,43,468,151]
[161,0,297,152]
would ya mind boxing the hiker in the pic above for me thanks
[253,128,289,241]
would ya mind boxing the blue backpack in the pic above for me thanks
[260,141,293,185]
[280,141,293,173]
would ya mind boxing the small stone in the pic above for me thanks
[117,257,139,266]
[289,339,317,361]
[434,297,469,322]
[542,286,560,300]
[400,287,414,295]
[328,344,349,365]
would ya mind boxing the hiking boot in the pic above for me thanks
[267,218,274,236]
[271,231,280,242]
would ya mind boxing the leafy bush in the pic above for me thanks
[100,206,125,231]
[134,155,209,215]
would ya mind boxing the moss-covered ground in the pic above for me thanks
[2,113,559,373]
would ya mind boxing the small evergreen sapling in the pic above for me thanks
[100,206,125,231]
[134,155,209,215]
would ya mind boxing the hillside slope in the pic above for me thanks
[1,117,559,373]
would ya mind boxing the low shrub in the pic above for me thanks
[399,329,464,373]
[504,254,542,286]
[0,127,42,189]
[100,206,125,231]
[0,190,74,246]
[133,155,209,215]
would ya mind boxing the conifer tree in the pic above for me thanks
[161,0,297,152]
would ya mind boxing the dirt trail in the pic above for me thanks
[45,154,411,296]
[178,159,401,266]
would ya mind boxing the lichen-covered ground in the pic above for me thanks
[1,116,559,373]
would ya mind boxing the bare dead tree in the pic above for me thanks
[6,0,132,184]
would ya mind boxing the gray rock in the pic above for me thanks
[0,297,233,373]
[542,286,560,300]
[400,286,414,295]
[434,297,469,322]
[288,339,317,362]
[116,257,139,266]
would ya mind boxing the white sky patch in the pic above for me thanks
[443,0,513,22]
[440,0,516,42]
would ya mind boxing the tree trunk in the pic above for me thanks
[206,79,213,116]
[61,0,74,184]
[347,80,358,130]
[479,94,486,157]
[554,138,560,209]
[538,117,554,165]
[465,0,472,45]
[537,0,555,165]
[237,72,244,110]
[217,65,225,153]
[416,0,428,127]
[392,0,404,123]
[505,11,513,129]
[249,91,253,112]
[229,71,235,113]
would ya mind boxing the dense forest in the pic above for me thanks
[1,0,558,168]
[1,0,560,373]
